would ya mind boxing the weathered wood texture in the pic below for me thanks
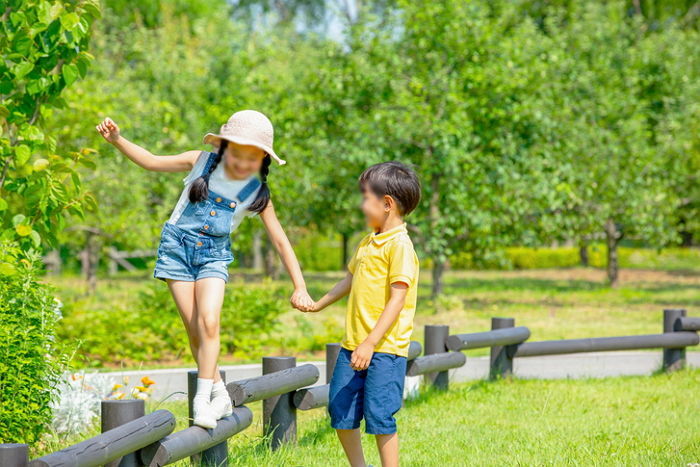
[446,326,530,351]
[0,444,28,467]
[293,384,329,410]
[407,340,422,360]
[678,317,700,331]
[138,407,252,467]
[406,352,466,377]
[512,332,700,358]
[101,400,145,467]
[227,363,319,406]
[29,410,175,467]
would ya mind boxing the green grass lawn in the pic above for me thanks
[41,369,695,465]
[47,266,700,368]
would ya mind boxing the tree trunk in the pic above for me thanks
[431,258,446,298]
[263,238,279,279]
[252,229,263,271]
[341,232,350,269]
[81,232,99,294]
[579,244,589,267]
[604,219,621,287]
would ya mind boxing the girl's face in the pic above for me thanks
[222,141,266,179]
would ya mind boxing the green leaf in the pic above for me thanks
[12,214,26,227]
[16,224,32,237]
[12,62,34,79]
[15,145,31,166]
[30,230,42,247]
[0,198,7,211]
[62,64,79,86]
[60,12,80,30]
[33,159,49,171]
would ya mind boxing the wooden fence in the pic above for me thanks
[1,308,697,467]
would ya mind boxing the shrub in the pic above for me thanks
[58,279,289,367]
[0,243,66,444]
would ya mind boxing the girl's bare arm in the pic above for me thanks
[96,117,199,172]
[259,200,314,310]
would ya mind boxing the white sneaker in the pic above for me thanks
[211,392,233,419]
[192,396,217,429]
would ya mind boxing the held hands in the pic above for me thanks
[350,340,374,371]
[290,288,316,312]
[96,117,120,143]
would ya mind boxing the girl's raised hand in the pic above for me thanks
[96,117,121,143]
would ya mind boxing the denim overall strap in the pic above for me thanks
[200,151,218,177]
[235,177,261,203]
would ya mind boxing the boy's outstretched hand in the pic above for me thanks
[96,117,120,143]
[290,289,315,312]
[350,340,374,370]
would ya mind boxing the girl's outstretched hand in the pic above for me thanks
[96,117,120,143]
[291,289,316,312]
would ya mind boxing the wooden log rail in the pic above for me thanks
[446,326,531,351]
[29,410,175,467]
[139,407,253,466]
[5,309,698,467]
[510,332,700,358]
[226,363,319,406]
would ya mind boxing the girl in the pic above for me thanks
[96,110,314,428]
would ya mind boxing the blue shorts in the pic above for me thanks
[153,223,233,282]
[328,347,407,435]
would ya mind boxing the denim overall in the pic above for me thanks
[153,152,261,282]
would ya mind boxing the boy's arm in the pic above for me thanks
[97,117,199,172]
[306,272,353,312]
[351,282,408,371]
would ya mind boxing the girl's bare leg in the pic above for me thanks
[375,433,399,467]
[194,277,226,380]
[336,429,367,467]
[166,279,222,382]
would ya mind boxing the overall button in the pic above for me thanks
[210,210,216,216]
[203,225,209,230]
[229,202,237,208]
[215,197,222,202]
[196,241,203,247]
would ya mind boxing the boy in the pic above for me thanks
[300,161,421,467]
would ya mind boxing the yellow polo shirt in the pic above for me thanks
[342,223,419,357]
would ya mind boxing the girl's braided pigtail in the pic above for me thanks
[189,140,227,203]
[248,154,271,213]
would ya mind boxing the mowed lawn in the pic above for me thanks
[139,369,700,466]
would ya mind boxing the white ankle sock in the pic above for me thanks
[195,378,213,400]
[212,380,227,398]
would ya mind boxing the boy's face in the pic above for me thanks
[361,189,389,230]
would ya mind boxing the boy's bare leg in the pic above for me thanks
[336,429,367,467]
[375,433,399,467]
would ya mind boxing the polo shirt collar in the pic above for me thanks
[371,223,407,246]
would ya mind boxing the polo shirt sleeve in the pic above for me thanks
[388,239,418,287]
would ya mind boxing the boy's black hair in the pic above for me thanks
[359,161,421,216]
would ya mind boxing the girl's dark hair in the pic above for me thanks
[189,142,271,213]
[248,154,271,214]
[189,140,227,203]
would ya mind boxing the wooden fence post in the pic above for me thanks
[0,444,28,467]
[490,317,515,379]
[663,308,687,371]
[188,370,229,466]
[101,399,145,467]
[326,343,341,384]
[262,357,297,450]
[424,325,450,390]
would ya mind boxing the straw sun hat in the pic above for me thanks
[203,110,286,165]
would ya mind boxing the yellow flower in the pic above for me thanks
[134,392,150,401]
[141,376,156,386]
[112,384,124,391]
